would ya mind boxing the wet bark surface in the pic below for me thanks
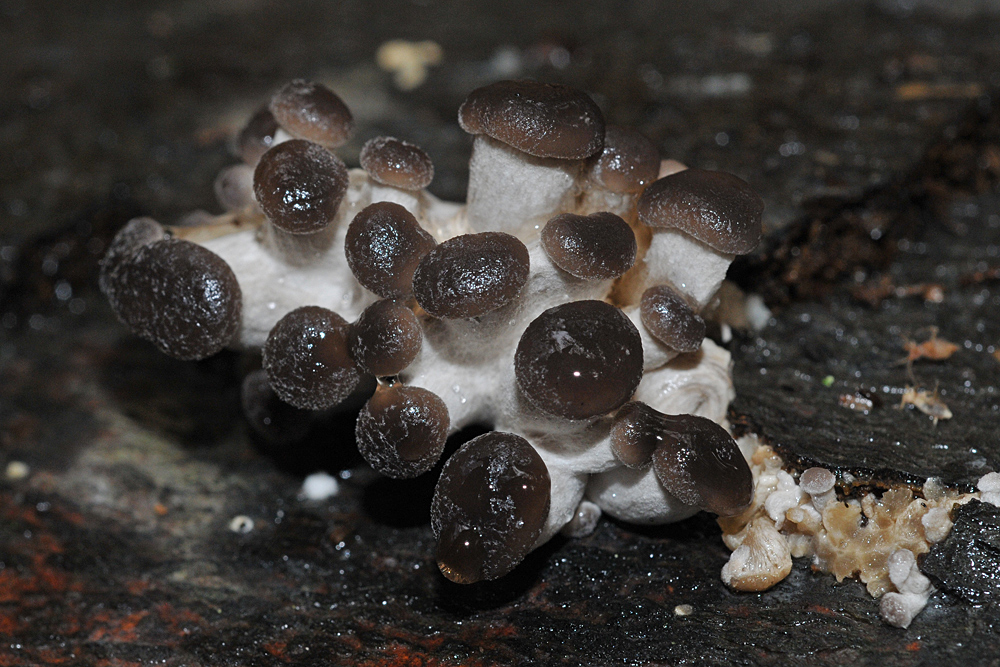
[3,0,1000,664]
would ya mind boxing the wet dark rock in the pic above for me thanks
[923,500,1000,604]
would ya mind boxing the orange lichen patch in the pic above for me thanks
[720,440,975,600]
[86,610,150,643]
[262,640,291,662]
[358,643,485,667]
[895,81,983,101]
[0,611,25,635]
[155,602,206,637]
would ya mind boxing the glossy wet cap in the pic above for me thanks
[431,431,550,583]
[237,106,279,164]
[515,300,643,420]
[345,202,436,298]
[413,232,529,319]
[269,79,354,148]
[241,369,312,445]
[348,299,423,377]
[639,285,706,353]
[263,306,363,410]
[541,212,636,280]
[648,411,754,516]
[214,163,256,212]
[253,139,349,235]
[458,80,605,159]
[100,222,242,360]
[610,402,663,469]
[356,384,449,479]
[590,125,660,194]
[637,168,763,254]
[360,136,434,190]
[800,467,836,496]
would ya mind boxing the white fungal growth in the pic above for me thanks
[101,79,763,584]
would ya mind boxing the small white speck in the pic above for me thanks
[301,472,340,501]
[5,461,29,481]
[674,604,693,616]
[228,515,254,533]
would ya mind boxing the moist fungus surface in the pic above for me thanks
[348,299,422,377]
[344,201,437,299]
[359,136,435,190]
[253,139,349,234]
[639,284,706,353]
[541,212,636,280]
[458,79,606,159]
[590,125,661,193]
[412,232,530,319]
[269,79,354,148]
[431,431,550,583]
[356,384,450,479]
[515,300,643,420]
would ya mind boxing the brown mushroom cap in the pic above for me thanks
[348,299,423,377]
[636,168,764,254]
[356,384,449,479]
[241,369,312,445]
[237,106,279,165]
[412,232,529,319]
[540,212,636,280]
[458,80,605,159]
[359,136,434,190]
[344,202,436,299]
[268,80,354,148]
[431,431,550,583]
[610,401,661,469]
[648,411,754,516]
[514,300,643,420]
[253,139,348,235]
[100,222,242,361]
[639,285,706,353]
[590,125,660,194]
[262,306,363,410]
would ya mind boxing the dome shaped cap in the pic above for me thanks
[359,136,434,190]
[637,168,763,254]
[458,80,605,159]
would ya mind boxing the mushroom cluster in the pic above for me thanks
[100,79,764,583]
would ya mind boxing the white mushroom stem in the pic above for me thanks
[576,188,635,218]
[625,305,680,372]
[643,229,734,311]
[259,222,340,267]
[587,465,699,524]
[369,183,424,218]
[466,135,579,240]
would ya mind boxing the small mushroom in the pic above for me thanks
[541,212,636,281]
[580,125,660,216]
[214,163,257,213]
[356,383,449,479]
[431,431,550,583]
[236,106,279,165]
[458,79,605,238]
[643,408,753,516]
[514,300,643,420]
[348,299,423,377]
[639,284,706,354]
[637,168,763,308]
[269,80,354,149]
[344,202,436,299]
[360,136,434,214]
[253,139,349,265]
[100,218,242,360]
[799,466,837,511]
[412,232,529,319]
[262,305,364,410]
[721,517,792,592]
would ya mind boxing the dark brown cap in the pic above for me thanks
[345,202,436,299]
[431,431,550,583]
[356,384,449,479]
[589,125,660,194]
[348,299,423,377]
[610,401,661,469]
[412,232,529,319]
[649,411,754,516]
[269,80,354,148]
[262,306,364,410]
[541,212,636,280]
[359,136,434,190]
[637,168,763,254]
[639,285,706,353]
[100,220,242,361]
[458,80,605,159]
[515,300,643,420]
[253,139,348,235]
[237,106,279,164]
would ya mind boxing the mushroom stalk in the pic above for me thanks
[466,136,579,239]
[643,229,734,310]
